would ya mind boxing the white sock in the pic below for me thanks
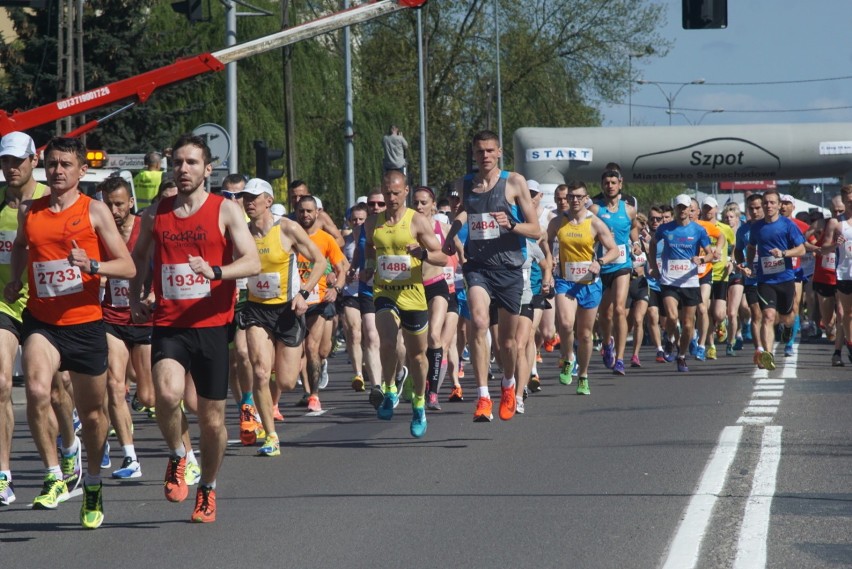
[187,448,197,464]
[122,445,137,462]
[61,436,80,458]
[171,445,186,459]
[501,376,515,388]
[478,386,490,399]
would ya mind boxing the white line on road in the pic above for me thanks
[737,416,773,425]
[755,379,785,385]
[733,426,783,569]
[781,351,798,379]
[660,426,744,569]
[751,390,784,398]
[748,399,781,406]
[753,385,784,390]
[743,406,779,414]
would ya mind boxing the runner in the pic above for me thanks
[722,203,746,356]
[699,197,734,360]
[779,194,811,356]
[819,185,852,364]
[341,203,368,391]
[129,134,260,523]
[734,194,766,366]
[690,197,724,361]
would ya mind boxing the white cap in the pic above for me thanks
[242,178,273,197]
[356,195,368,204]
[674,194,691,207]
[780,194,794,203]
[315,196,323,210]
[270,203,286,216]
[527,179,540,193]
[0,132,36,159]
[433,213,450,225]
[702,197,718,209]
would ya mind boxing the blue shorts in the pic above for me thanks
[457,292,470,320]
[555,278,603,309]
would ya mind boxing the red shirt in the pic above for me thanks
[103,216,150,326]
[152,194,235,328]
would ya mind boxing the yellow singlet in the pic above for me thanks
[247,224,299,305]
[372,208,426,311]
[557,213,596,284]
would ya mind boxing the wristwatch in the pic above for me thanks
[298,289,311,300]
[211,266,223,280]
[88,259,100,275]
[508,219,517,232]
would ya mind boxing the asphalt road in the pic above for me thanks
[2,338,850,569]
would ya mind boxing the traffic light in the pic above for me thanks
[682,0,727,29]
[254,140,285,182]
[171,0,204,23]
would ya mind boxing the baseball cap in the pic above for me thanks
[702,197,718,209]
[241,178,273,197]
[356,196,368,204]
[0,132,36,159]
[315,196,323,210]
[780,194,794,203]
[527,179,540,194]
[674,194,691,207]
[270,203,286,216]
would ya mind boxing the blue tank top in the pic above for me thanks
[463,171,526,270]
[594,198,632,274]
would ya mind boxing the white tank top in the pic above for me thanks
[837,220,852,281]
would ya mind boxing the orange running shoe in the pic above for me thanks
[499,385,516,421]
[543,338,555,353]
[552,333,561,349]
[473,397,493,422]
[272,406,284,421]
[307,395,322,413]
[191,486,216,523]
[164,456,188,503]
[535,350,543,364]
[239,403,259,446]
[449,385,464,402]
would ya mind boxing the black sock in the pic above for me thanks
[426,347,443,393]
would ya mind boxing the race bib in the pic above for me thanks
[34,259,83,298]
[468,213,500,240]
[161,263,211,300]
[248,272,282,299]
[108,278,130,308]
[846,241,852,256]
[633,252,647,269]
[443,265,455,285]
[666,259,694,281]
[602,244,627,265]
[0,230,15,265]
[760,255,784,275]
[821,252,836,270]
[377,254,411,281]
[563,261,594,283]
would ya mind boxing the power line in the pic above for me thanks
[623,102,852,113]
[640,75,852,86]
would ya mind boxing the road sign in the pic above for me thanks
[192,123,231,168]
[106,153,146,169]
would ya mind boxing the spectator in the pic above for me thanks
[382,125,408,173]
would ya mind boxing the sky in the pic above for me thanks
[601,0,852,128]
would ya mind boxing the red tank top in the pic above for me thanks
[103,216,150,326]
[26,193,103,325]
[812,229,837,286]
[152,194,235,327]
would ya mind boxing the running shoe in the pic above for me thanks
[676,357,689,373]
[559,358,574,385]
[630,354,642,368]
[32,474,69,510]
[831,352,844,367]
[449,385,464,402]
[401,374,414,403]
[780,324,793,343]
[473,397,493,422]
[726,343,735,357]
[191,486,216,523]
[101,441,111,469]
[72,408,82,435]
[426,392,442,411]
[576,377,590,395]
[552,333,561,349]
[131,393,147,412]
[706,345,717,360]
[784,344,794,357]
[571,358,579,378]
[535,350,543,364]
[655,350,666,363]
[369,385,385,409]
[296,392,310,407]
[515,396,525,415]
[319,359,329,389]
[112,457,142,479]
[462,346,470,361]
[689,337,698,356]
[458,362,465,378]
[378,392,398,420]
[742,324,753,342]
[306,395,322,413]
[80,482,104,529]
[715,321,728,343]
[258,433,281,457]
[733,336,744,351]
[612,359,626,376]
[601,337,615,369]
[272,406,284,421]
[410,407,427,438]
[147,407,157,420]
[695,346,706,361]
[499,385,516,421]
[164,456,188,502]
[185,461,201,486]
[0,473,15,506]
[395,365,409,396]
[239,403,259,446]
[60,438,82,491]
[351,374,365,392]
[663,340,676,362]
[753,350,765,370]
[543,337,555,353]
[529,374,541,392]
[760,350,776,371]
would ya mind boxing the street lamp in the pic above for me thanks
[665,108,724,125]
[637,78,705,125]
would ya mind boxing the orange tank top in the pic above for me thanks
[26,193,103,325]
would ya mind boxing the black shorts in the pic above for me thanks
[756,281,796,315]
[341,295,360,310]
[520,303,534,321]
[600,268,631,290]
[530,293,552,311]
[463,266,523,315]
[710,280,729,302]
[836,280,852,296]
[745,285,760,306]
[105,322,152,345]
[0,312,22,340]
[375,296,428,334]
[446,293,459,315]
[729,274,744,287]
[305,301,336,321]
[661,285,701,308]
[21,311,107,376]
[424,278,451,304]
[358,294,376,314]
[628,276,650,304]
[699,271,712,286]
[647,288,662,309]
[239,301,306,348]
[152,326,230,401]
[813,281,836,298]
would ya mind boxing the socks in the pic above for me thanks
[61,437,79,458]
[426,347,443,393]
[501,376,516,389]
[171,445,187,459]
[477,386,490,399]
[412,394,425,409]
[122,444,137,462]
[84,473,101,487]
[240,391,254,407]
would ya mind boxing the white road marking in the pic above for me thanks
[733,426,783,569]
[781,352,798,378]
[737,416,773,425]
[756,379,785,385]
[743,406,779,414]
[748,399,781,406]
[751,390,784,398]
[753,385,784,390]
[660,426,744,569]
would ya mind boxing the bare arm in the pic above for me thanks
[281,219,327,315]
[189,200,261,280]
[318,210,344,247]
[129,209,156,323]
[4,205,31,302]
[79,200,135,279]
[410,212,448,266]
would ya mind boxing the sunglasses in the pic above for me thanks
[437,210,451,215]
[566,194,587,201]
[368,201,385,207]
[222,191,239,200]
[649,216,662,222]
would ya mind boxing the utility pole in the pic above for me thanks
[225,0,238,173]
[282,0,296,180]
[343,0,355,208]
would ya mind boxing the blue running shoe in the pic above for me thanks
[72,408,82,435]
[461,346,470,362]
[733,336,744,351]
[602,337,615,369]
[612,359,626,376]
[695,346,706,361]
[410,407,427,438]
[377,392,398,420]
[784,343,794,357]
[571,358,579,378]
[101,441,111,469]
[743,324,753,342]
[676,357,689,373]
[663,340,676,362]
[689,337,698,356]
